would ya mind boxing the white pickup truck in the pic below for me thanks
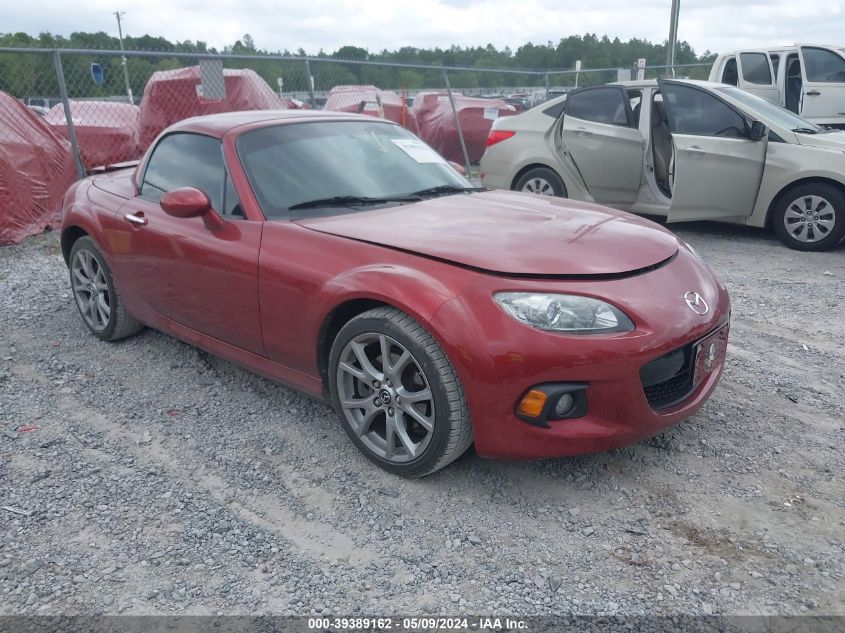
[709,45,845,127]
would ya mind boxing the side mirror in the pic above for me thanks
[160,187,223,230]
[448,161,466,175]
[160,187,211,218]
[749,120,768,141]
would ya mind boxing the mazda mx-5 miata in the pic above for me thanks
[60,110,730,477]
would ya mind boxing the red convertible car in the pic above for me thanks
[60,110,730,477]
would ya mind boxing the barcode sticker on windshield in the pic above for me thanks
[483,106,499,120]
[391,139,446,164]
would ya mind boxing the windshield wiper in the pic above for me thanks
[792,127,819,134]
[288,194,420,211]
[408,184,485,198]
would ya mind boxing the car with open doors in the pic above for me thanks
[480,79,845,251]
[61,109,729,477]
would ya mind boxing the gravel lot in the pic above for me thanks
[0,224,843,618]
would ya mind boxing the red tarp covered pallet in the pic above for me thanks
[137,66,286,151]
[324,85,416,131]
[45,101,140,170]
[0,92,77,245]
[411,92,516,164]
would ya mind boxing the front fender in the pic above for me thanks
[319,263,460,325]
[751,144,845,227]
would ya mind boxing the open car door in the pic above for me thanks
[736,51,779,104]
[660,80,767,222]
[796,45,845,126]
[561,86,643,205]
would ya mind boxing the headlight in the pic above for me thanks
[494,292,634,333]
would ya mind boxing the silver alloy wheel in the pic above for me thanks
[336,332,435,463]
[71,249,111,332]
[521,177,555,196]
[783,195,836,243]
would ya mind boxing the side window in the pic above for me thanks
[740,52,772,85]
[769,53,780,77]
[721,57,738,86]
[565,87,630,126]
[662,83,747,138]
[628,89,643,127]
[141,133,225,211]
[802,47,845,82]
[223,173,244,217]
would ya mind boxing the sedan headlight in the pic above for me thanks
[494,292,634,333]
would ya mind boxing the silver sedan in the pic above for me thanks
[480,79,845,251]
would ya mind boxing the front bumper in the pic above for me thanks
[429,247,730,460]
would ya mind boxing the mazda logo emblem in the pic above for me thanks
[684,291,709,315]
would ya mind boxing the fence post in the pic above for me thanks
[544,72,550,101]
[52,50,86,179]
[304,58,317,109]
[441,68,472,178]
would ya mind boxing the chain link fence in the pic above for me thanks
[0,47,712,242]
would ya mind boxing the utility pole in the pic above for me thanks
[114,11,134,104]
[665,0,680,78]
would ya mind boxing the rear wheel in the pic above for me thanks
[514,167,567,197]
[328,307,472,477]
[69,236,144,341]
[773,183,845,251]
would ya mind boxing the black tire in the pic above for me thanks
[328,307,472,477]
[68,236,144,341]
[772,182,845,252]
[514,166,567,197]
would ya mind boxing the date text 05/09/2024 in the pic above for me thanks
[307,616,528,630]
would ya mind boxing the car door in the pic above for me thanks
[108,132,265,355]
[659,81,767,222]
[796,45,845,125]
[560,85,644,205]
[736,52,779,103]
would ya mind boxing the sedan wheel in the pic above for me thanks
[514,167,567,198]
[68,236,144,341]
[773,183,845,252]
[329,307,472,477]
[522,177,555,196]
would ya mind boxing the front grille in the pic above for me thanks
[640,344,695,410]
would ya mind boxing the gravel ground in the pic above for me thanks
[0,224,843,618]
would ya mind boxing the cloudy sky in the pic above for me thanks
[5,0,843,57]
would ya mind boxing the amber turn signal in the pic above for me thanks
[516,389,548,418]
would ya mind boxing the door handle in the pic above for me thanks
[806,90,821,96]
[684,146,706,157]
[124,212,148,226]
[575,128,593,136]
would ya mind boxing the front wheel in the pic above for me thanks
[328,307,472,477]
[772,183,845,251]
[514,167,567,197]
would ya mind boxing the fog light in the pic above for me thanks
[554,393,575,418]
[515,383,589,427]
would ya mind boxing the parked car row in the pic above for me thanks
[480,78,845,251]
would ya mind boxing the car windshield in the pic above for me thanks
[236,120,474,218]
[716,86,821,133]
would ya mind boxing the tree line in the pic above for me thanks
[0,30,717,99]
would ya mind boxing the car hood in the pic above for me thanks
[794,130,845,150]
[294,190,679,276]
